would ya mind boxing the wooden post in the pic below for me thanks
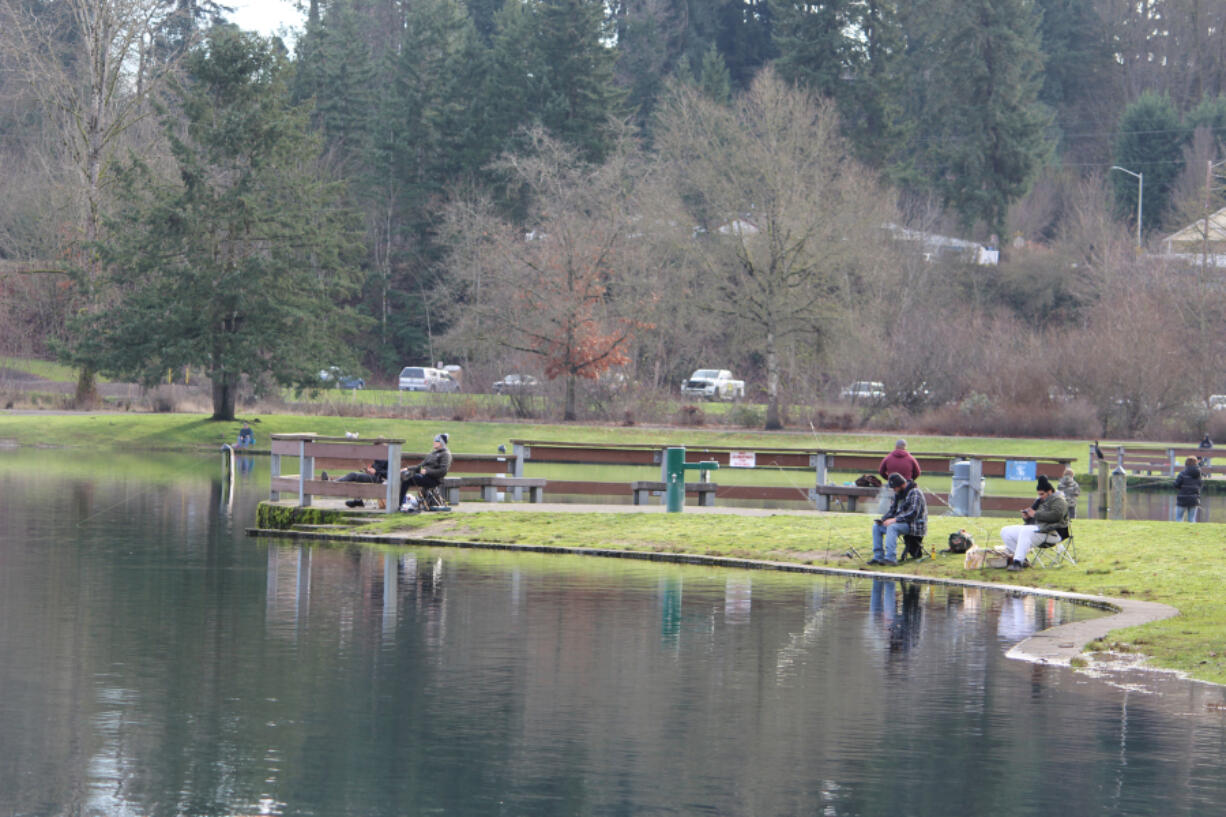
[1110,466,1128,520]
[270,446,282,501]
[1097,456,1110,511]
[812,452,829,511]
[298,439,314,508]
[385,442,402,512]
[513,443,528,501]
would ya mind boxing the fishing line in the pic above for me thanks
[75,483,159,528]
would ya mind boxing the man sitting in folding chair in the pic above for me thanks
[999,475,1069,572]
[867,473,928,566]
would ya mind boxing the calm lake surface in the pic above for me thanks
[3,451,1226,817]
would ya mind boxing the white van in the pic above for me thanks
[398,366,460,392]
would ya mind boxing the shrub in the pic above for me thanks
[677,404,705,426]
[724,403,764,428]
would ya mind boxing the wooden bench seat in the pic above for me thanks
[442,475,546,503]
[630,480,718,507]
[812,484,880,512]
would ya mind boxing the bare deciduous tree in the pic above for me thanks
[440,128,660,420]
[653,69,897,429]
[0,0,182,404]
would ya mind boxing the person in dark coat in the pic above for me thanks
[1174,456,1203,523]
[1198,435,1213,469]
[999,475,1068,571]
[868,473,927,566]
[400,433,452,511]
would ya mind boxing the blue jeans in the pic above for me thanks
[1176,505,1199,522]
[871,521,910,563]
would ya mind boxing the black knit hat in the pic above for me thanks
[887,473,906,488]
[1036,474,1054,493]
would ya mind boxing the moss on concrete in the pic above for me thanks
[256,502,352,530]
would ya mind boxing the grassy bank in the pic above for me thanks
[318,508,1226,685]
[0,410,1091,462]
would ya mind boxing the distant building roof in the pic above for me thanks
[1163,206,1226,251]
[883,223,998,266]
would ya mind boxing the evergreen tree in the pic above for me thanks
[715,0,775,88]
[1033,0,1117,163]
[291,0,376,171]
[912,0,1050,238]
[536,0,625,161]
[697,43,731,103]
[478,0,624,164]
[1113,91,1186,234]
[771,0,905,170]
[1186,95,1226,156]
[78,27,362,420]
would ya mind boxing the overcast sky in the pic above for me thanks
[228,0,305,38]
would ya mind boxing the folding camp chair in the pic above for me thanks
[1031,529,1075,568]
[898,534,933,563]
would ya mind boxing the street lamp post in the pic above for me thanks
[1111,165,1143,248]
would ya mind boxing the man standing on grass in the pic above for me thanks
[878,439,921,482]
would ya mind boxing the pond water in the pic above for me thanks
[2,451,1226,817]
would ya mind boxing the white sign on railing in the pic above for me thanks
[729,451,756,468]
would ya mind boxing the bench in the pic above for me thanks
[271,434,405,513]
[630,480,719,507]
[441,476,546,504]
[812,484,881,512]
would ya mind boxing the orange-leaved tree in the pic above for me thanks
[442,128,657,419]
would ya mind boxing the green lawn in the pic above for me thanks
[0,411,1093,464]
[0,356,106,382]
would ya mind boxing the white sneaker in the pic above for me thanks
[399,501,411,513]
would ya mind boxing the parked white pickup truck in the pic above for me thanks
[680,369,745,400]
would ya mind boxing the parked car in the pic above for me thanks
[493,373,540,394]
[840,380,886,401]
[1210,394,1226,411]
[318,367,365,389]
[398,366,460,392]
[680,369,745,400]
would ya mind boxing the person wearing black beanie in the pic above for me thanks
[998,473,1069,571]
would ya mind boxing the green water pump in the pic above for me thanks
[664,446,719,512]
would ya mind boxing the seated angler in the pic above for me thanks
[999,475,1069,572]
[400,432,452,512]
[868,473,928,567]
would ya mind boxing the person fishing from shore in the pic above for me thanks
[1057,466,1080,519]
[867,472,927,567]
[400,432,452,512]
[1174,456,1203,523]
[999,475,1068,572]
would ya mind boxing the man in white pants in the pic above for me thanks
[999,475,1069,572]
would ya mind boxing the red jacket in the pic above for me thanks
[878,449,921,480]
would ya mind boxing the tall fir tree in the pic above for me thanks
[1113,91,1186,235]
[771,0,905,170]
[1034,0,1117,164]
[78,27,362,420]
[908,0,1051,239]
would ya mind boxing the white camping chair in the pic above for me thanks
[1030,528,1075,568]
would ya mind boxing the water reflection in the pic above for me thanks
[3,452,1226,817]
